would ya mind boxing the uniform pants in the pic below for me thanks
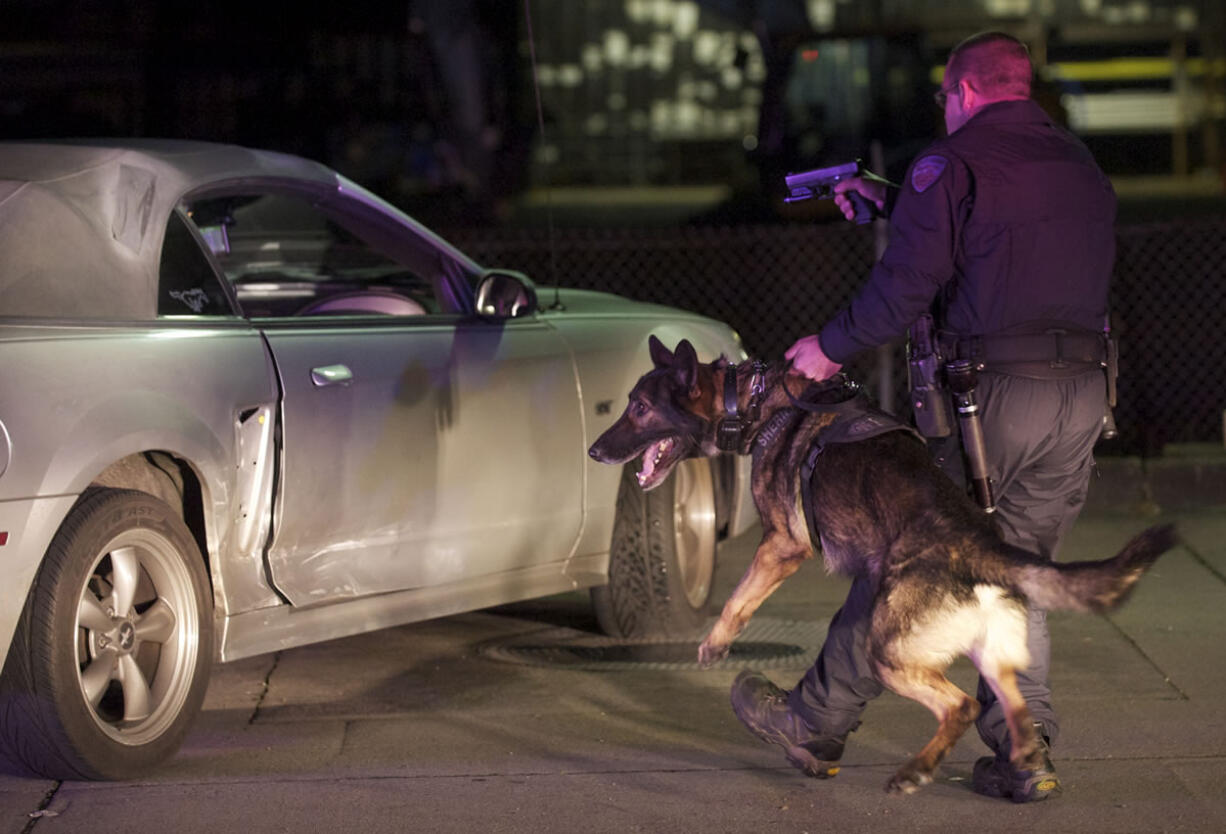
[786,370,1107,754]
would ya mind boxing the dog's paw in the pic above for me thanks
[885,768,932,796]
[696,640,730,668]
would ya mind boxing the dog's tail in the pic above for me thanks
[1005,523,1178,613]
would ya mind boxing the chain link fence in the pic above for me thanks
[448,216,1226,455]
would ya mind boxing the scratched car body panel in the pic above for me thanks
[0,140,754,679]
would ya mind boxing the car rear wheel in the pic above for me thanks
[592,459,717,638]
[0,489,212,780]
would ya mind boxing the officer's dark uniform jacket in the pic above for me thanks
[818,98,1117,374]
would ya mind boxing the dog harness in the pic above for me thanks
[794,382,925,553]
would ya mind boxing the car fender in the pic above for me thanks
[57,401,282,619]
[550,312,754,581]
[0,326,283,665]
[0,393,238,668]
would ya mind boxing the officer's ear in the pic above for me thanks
[955,76,978,108]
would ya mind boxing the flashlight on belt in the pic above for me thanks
[945,359,996,513]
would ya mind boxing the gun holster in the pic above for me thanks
[907,315,952,438]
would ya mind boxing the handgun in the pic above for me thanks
[784,160,880,224]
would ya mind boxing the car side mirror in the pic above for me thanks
[475,270,538,319]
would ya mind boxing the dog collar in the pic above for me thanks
[717,360,768,452]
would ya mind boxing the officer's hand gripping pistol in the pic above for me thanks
[784,159,885,224]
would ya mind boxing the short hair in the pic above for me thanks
[947,32,1033,99]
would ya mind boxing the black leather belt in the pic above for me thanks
[940,328,1105,377]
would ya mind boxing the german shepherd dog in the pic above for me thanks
[588,336,1176,795]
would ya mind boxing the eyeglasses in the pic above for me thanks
[934,83,957,108]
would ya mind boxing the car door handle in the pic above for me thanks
[311,364,353,387]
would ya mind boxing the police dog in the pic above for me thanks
[588,336,1176,795]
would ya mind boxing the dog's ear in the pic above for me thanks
[648,334,673,369]
[673,339,700,396]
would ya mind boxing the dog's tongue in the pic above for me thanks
[637,446,659,485]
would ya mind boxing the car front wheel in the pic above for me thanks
[0,488,212,780]
[592,459,717,638]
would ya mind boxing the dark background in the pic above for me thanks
[3,0,1225,452]
[4,0,1224,226]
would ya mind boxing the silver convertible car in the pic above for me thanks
[0,140,755,779]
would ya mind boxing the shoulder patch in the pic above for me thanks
[910,155,948,193]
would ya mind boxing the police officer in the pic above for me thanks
[730,31,1115,802]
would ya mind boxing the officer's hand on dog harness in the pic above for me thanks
[785,334,843,382]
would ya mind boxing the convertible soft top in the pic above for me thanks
[0,140,337,320]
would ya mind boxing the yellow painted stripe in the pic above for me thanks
[1049,57,1225,81]
[931,57,1226,84]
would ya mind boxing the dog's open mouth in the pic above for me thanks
[637,437,681,490]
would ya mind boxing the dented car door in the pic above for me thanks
[188,187,585,606]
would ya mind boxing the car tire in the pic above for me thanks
[592,459,717,638]
[0,488,212,780]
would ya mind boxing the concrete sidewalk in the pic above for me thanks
[1085,443,1226,515]
[1,462,1224,833]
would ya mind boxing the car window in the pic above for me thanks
[157,210,238,317]
[184,191,455,319]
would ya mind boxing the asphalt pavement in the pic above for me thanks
[2,447,1224,834]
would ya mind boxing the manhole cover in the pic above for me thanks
[477,617,829,671]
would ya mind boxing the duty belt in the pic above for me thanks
[939,328,1106,377]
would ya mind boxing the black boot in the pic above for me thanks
[729,670,844,778]
[972,723,1062,802]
